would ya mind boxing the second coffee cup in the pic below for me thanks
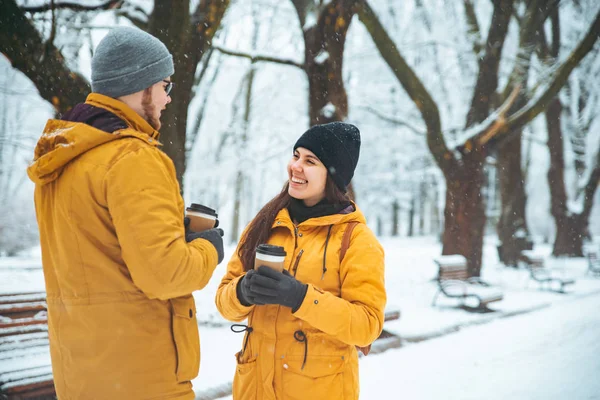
[255,244,287,272]
[186,203,218,232]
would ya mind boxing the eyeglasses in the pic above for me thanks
[163,80,174,95]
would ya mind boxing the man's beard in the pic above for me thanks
[142,88,161,130]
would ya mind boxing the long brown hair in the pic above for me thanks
[238,177,350,271]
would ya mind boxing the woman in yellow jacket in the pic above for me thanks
[215,122,386,400]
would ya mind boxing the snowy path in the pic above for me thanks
[360,292,600,400]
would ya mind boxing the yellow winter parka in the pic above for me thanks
[215,206,386,400]
[27,94,219,400]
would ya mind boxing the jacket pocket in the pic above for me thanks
[170,295,200,382]
[282,355,346,400]
[232,351,258,400]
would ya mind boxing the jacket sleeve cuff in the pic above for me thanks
[190,238,219,267]
[228,275,255,314]
[292,284,323,319]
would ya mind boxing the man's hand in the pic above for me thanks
[186,228,225,264]
[249,266,308,312]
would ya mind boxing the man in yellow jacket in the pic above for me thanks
[26,27,223,400]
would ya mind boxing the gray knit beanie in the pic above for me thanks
[91,27,174,98]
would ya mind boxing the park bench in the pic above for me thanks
[431,255,503,310]
[586,250,600,277]
[0,292,55,400]
[519,250,575,292]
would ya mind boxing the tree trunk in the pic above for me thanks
[291,0,356,196]
[442,153,486,276]
[496,127,529,266]
[419,180,426,235]
[231,170,243,244]
[546,98,587,257]
[294,0,354,125]
[553,214,586,257]
[149,0,230,190]
[0,0,89,114]
[391,200,399,236]
[407,196,415,237]
[431,177,441,236]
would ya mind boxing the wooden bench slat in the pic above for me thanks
[0,366,53,386]
[0,345,49,361]
[0,324,48,338]
[0,317,48,330]
[2,373,54,393]
[0,293,46,305]
[384,310,400,322]
[0,337,49,353]
[0,302,47,313]
[0,332,48,346]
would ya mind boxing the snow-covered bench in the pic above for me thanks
[0,292,55,399]
[432,255,503,310]
[519,251,575,292]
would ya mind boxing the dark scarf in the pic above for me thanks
[61,103,128,133]
[288,197,353,224]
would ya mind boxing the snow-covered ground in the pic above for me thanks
[2,235,600,399]
[359,290,600,400]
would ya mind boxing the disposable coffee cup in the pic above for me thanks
[255,244,287,272]
[186,203,218,232]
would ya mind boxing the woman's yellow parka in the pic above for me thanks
[216,206,386,400]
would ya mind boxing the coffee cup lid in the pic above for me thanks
[256,244,286,257]
[187,203,218,217]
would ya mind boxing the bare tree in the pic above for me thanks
[0,0,94,113]
[356,0,600,276]
[495,1,557,266]
[0,0,231,190]
[540,8,600,256]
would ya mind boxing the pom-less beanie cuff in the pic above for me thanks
[293,122,361,192]
[91,27,174,98]
[92,54,174,98]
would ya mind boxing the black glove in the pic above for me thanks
[236,269,258,306]
[186,228,225,264]
[249,266,308,312]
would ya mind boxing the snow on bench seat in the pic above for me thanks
[0,292,55,399]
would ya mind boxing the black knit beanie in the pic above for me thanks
[293,122,361,192]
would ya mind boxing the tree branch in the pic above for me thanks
[115,3,149,30]
[19,0,122,13]
[476,85,521,145]
[501,9,600,137]
[582,150,600,220]
[358,105,425,135]
[500,0,558,101]
[465,0,513,127]
[463,0,483,56]
[1,0,89,113]
[211,45,305,69]
[356,0,453,173]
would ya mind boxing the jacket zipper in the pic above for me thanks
[291,225,304,277]
[292,250,304,277]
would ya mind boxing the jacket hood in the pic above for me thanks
[27,93,160,185]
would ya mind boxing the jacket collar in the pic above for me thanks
[272,201,366,230]
[85,93,161,141]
